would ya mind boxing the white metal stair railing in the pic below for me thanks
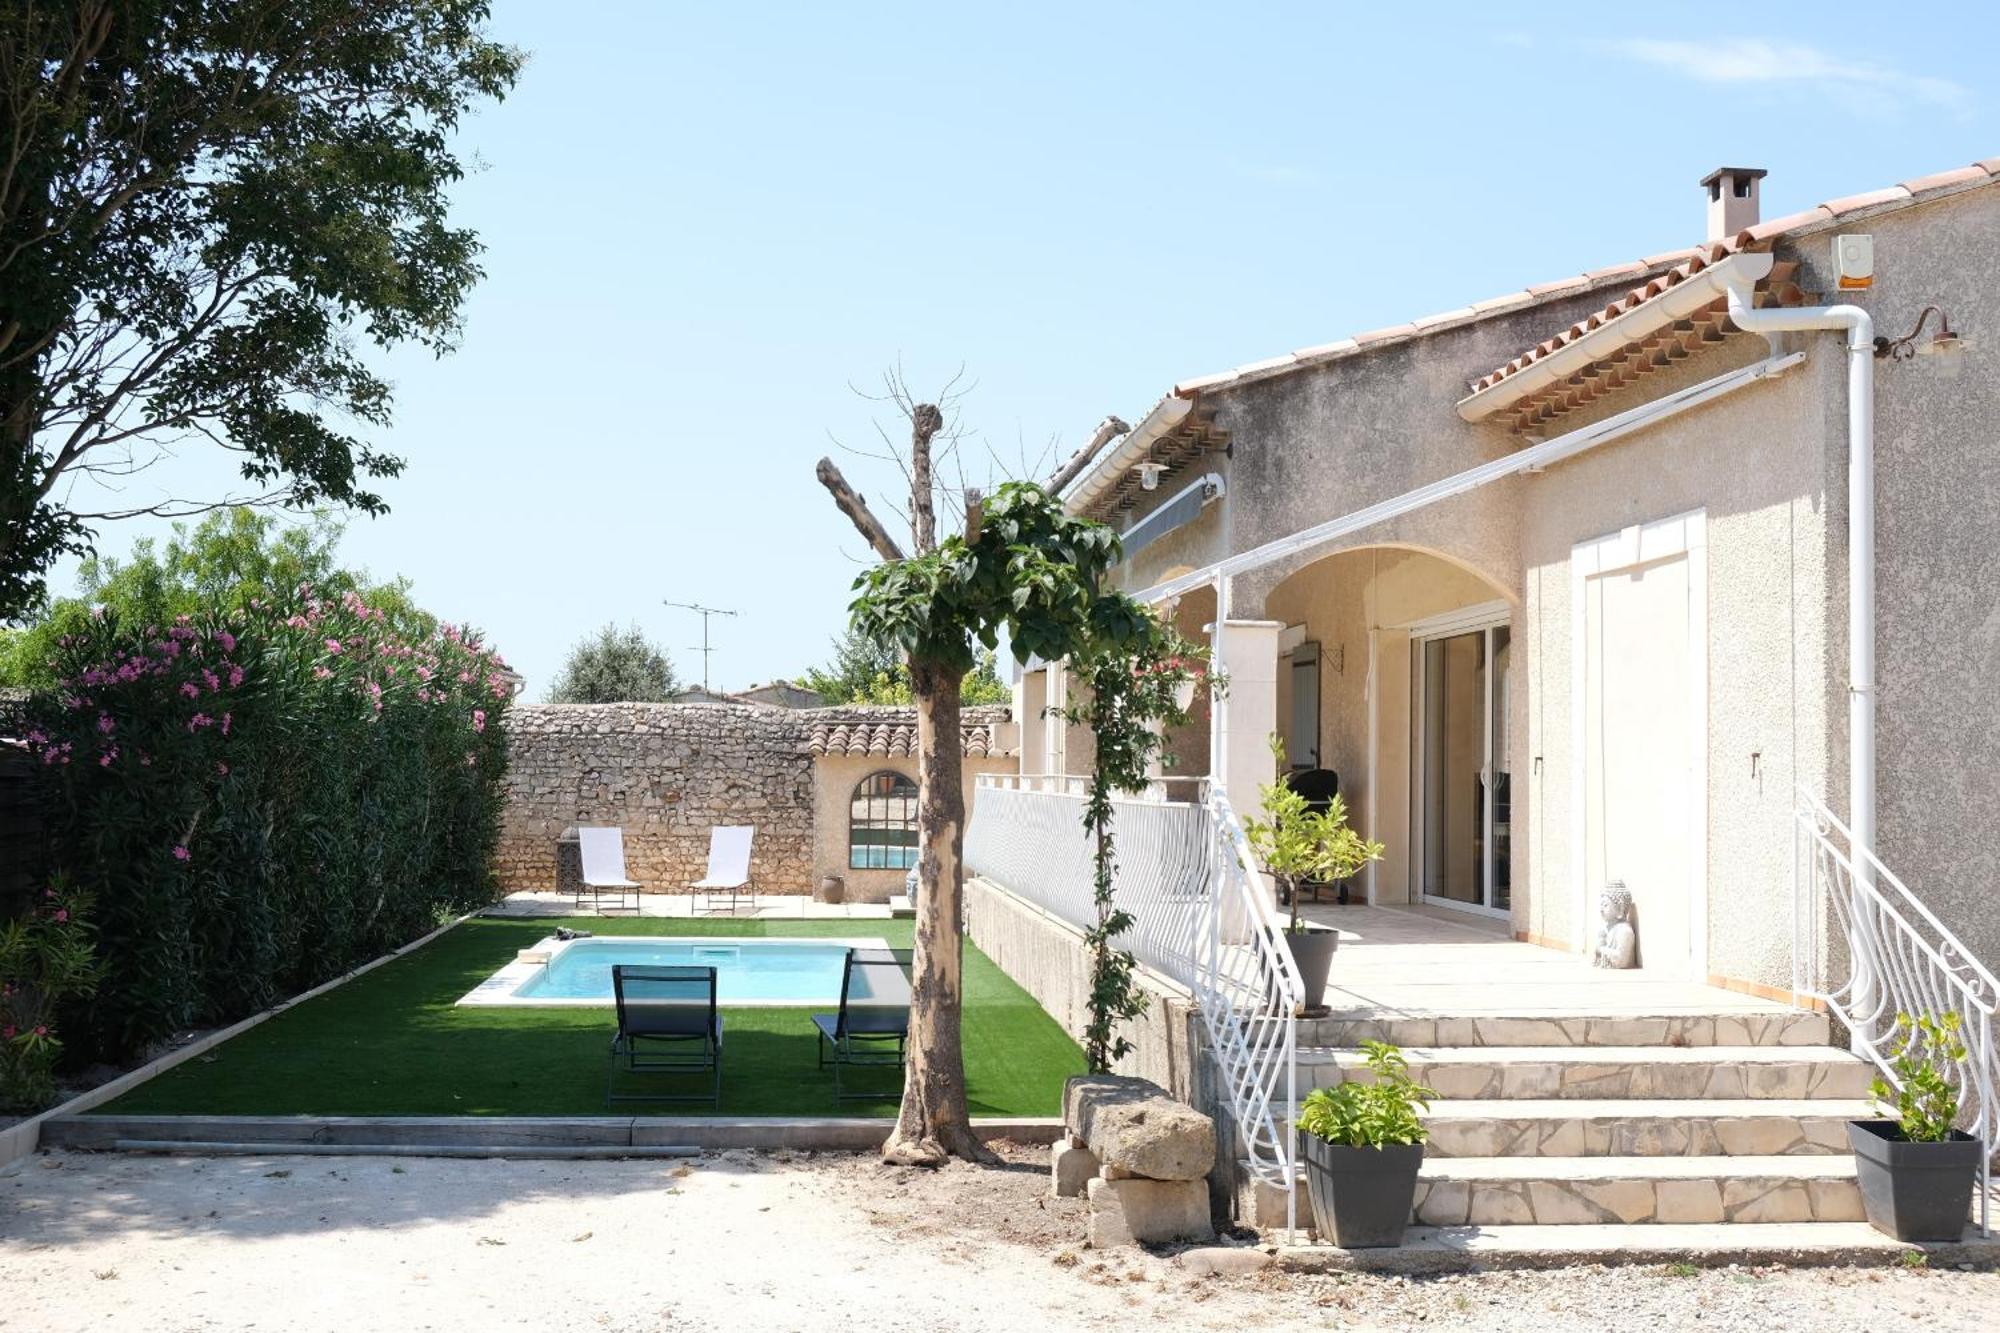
[1196,782,1307,1237]
[964,774,1305,1234]
[1794,786,1996,1236]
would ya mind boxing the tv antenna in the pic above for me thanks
[663,600,739,693]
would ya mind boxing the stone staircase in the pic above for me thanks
[1250,1006,1887,1234]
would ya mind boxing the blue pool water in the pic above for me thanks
[515,938,886,1005]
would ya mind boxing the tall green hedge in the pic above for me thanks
[26,588,510,1061]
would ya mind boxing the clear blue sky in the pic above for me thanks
[50,3,2000,697]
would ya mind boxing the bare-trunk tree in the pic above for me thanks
[817,397,989,1164]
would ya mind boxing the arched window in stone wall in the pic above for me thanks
[849,770,918,869]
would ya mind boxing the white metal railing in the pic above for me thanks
[966,773,1305,1234]
[1794,787,1996,1235]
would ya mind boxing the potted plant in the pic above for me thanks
[1848,1011,1981,1241]
[1243,737,1383,1014]
[1296,1039,1434,1247]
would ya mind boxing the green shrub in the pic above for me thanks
[25,587,510,1062]
[1870,1011,1968,1142]
[0,879,102,1111]
[1296,1040,1436,1148]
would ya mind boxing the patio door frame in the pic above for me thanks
[1408,599,1512,920]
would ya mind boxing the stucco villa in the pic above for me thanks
[968,155,2000,1238]
[1020,156,1998,991]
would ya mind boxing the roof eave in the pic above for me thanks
[1454,251,1775,423]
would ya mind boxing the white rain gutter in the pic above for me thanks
[1722,274,1877,860]
[1134,348,1805,609]
[1455,252,1776,422]
[1061,394,1194,514]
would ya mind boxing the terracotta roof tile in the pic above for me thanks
[1412,306,1477,331]
[1901,165,1990,194]
[1741,206,1832,245]
[1822,185,1912,216]
[1113,153,1998,412]
[806,705,1013,759]
[1290,337,1360,360]
[1350,322,1419,345]
[1639,246,1703,267]
[1524,275,1590,297]
[1584,261,1648,283]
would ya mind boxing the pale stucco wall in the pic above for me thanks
[1080,181,2000,988]
[811,751,1015,903]
[1841,188,2000,977]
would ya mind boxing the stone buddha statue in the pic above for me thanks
[1592,880,1638,970]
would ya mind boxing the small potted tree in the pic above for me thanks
[1296,1039,1434,1247]
[1244,738,1383,1014]
[1848,1011,1981,1241]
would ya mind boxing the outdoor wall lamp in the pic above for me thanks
[1134,459,1167,491]
[1875,305,1969,375]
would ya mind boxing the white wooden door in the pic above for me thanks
[1575,513,1707,978]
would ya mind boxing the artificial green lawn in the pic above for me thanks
[100,917,1084,1117]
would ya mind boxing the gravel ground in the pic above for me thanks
[2,1143,1996,1332]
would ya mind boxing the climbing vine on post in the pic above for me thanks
[1057,597,1214,1073]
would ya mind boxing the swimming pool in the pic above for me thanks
[455,935,895,1008]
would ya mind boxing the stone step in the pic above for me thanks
[1272,1220,2000,1271]
[1295,1045,1873,1101]
[1416,1099,1873,1158]
[1410,1155,1862,1226]
[1296,1009,1830,1050]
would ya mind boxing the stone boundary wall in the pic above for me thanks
[498,704,817,895]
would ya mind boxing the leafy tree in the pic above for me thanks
[961,648,1011,706]
[801,632,1011,707]
[0,508,429,690]
[547,624,679,704]
[799,628,901,704]
[822,408,1121,1162]
[0,2,521,620]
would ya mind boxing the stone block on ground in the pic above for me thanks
[1063,1074,1216,1183]
[1086,1175,1214,1248]
[1050,1141,1099,1198]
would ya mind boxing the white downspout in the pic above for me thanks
[1722,278,1876,858]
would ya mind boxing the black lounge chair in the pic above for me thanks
[607,964,723,1106]
[813,947,912,1101]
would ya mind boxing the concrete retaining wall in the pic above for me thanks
[964,875,1201,1101]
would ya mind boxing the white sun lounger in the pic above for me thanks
[577,826,641,914]
[690,825,756,914]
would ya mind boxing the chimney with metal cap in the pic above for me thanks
[1701,167,1767,242]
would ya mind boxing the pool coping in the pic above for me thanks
[37,1113,1065,1156]
[456,933,896,1008]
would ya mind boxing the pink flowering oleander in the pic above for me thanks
[325,639,342,654]
[172,846,189,861]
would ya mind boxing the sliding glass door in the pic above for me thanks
[1414,618,1510,915]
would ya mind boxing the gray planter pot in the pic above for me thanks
[1284,929,1339,1013]
[1848,1119,1980,1241]
[1301,1138,1423,1248]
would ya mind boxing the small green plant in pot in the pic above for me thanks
[1848,1011,1981,1241]
[1296,1040,1434,1247]
[1243,736,1382,1015]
